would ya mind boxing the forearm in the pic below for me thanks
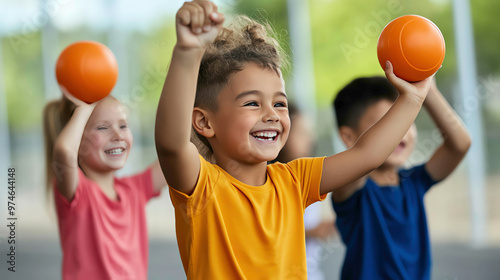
[424,88,471,153]
[53,106,94,162]
[354,94,423,166]
[155,46,205,152]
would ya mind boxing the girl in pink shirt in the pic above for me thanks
[43,90,167,280]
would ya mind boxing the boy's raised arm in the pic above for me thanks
[423,79,471,181]
[320,62,433,195]
[155,0,224,195]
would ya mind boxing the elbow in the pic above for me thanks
[451,129,472,155]
[53,142,70,157]
[458,134,472,155]
[447,136,471,157]
[52,143,77,165]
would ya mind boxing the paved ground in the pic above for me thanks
[1,236,499,280]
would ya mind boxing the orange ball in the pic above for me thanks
[377,15,445,82]
[56,41,118,103]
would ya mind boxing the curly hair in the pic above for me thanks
[192,15,287,160]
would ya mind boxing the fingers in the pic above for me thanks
[197,0,215,32]
[210,12,225,26]
[176,7,191,26]
[176,0,221,34]
[61,88,84,106]
[384,61,404,90]
[61,87,100,108]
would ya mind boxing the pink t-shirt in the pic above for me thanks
[54,168,160,280]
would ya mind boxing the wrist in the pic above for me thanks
[74,104,95,115]
[397,91,425,107]
[173,44,206,57]
[423,88,440,107]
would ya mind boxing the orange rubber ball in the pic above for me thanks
[377,15,445,82]
[56,41,118,103]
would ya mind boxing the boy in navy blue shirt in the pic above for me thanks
[331,76,470,280]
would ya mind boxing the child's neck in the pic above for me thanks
[370,164,400,186]
[81,166,118,200]
[216,158,268,186]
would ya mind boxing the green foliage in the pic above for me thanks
[3,33,46,129]
[309,0,457,106]
[231,0,293,80]
[471,0,500,76]
[2,0,499,128]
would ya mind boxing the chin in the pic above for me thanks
[246,148,279,162]
[110,162,127,170]
[385,157,407,168]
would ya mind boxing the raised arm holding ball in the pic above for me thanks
[44,41,167,280]
[154,1,436,278]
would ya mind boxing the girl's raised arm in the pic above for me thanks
[155,0,224,195]
[52,93,96,200]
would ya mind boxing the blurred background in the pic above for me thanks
[0,0,499,279]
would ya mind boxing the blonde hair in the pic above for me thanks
[43,95,124,195]
[192,15,287,161]
[43,96,76,195]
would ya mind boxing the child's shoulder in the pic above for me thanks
[268,157,325,173]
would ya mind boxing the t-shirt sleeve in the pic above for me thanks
[401,163,440,195]
[331,186,363,215]
[129,167,160,201]
[53,168,88,218]
[286,157,327,209]
[169,155,220,216]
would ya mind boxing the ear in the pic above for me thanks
[339,126,357,148]
[192,108,214,138]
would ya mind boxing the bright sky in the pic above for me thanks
[0,0,214,34]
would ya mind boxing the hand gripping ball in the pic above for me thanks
[56,41,118,103]
[377,15,445,82]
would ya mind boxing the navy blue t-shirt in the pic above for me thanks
[332,164,438,280]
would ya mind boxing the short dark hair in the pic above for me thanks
[333,76,398,129]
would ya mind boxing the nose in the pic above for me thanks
[112,127,124,141]
[262,106,280,123]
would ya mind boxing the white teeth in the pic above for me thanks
[253,131,278,137]
[105,148,124,155]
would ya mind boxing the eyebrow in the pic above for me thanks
[235,90,287,100]
[94,118,127,126]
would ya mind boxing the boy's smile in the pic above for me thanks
[208,63,290,165]
[251,130,279,142]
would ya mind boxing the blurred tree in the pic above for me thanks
[471,0,500,76]
[2,0,500,127]
[309,0,455,106]
[232,0,293,79]
[3,33,45,129]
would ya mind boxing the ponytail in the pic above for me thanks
[42,96,75,195]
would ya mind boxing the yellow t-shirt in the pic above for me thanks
[169,155,326,279]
